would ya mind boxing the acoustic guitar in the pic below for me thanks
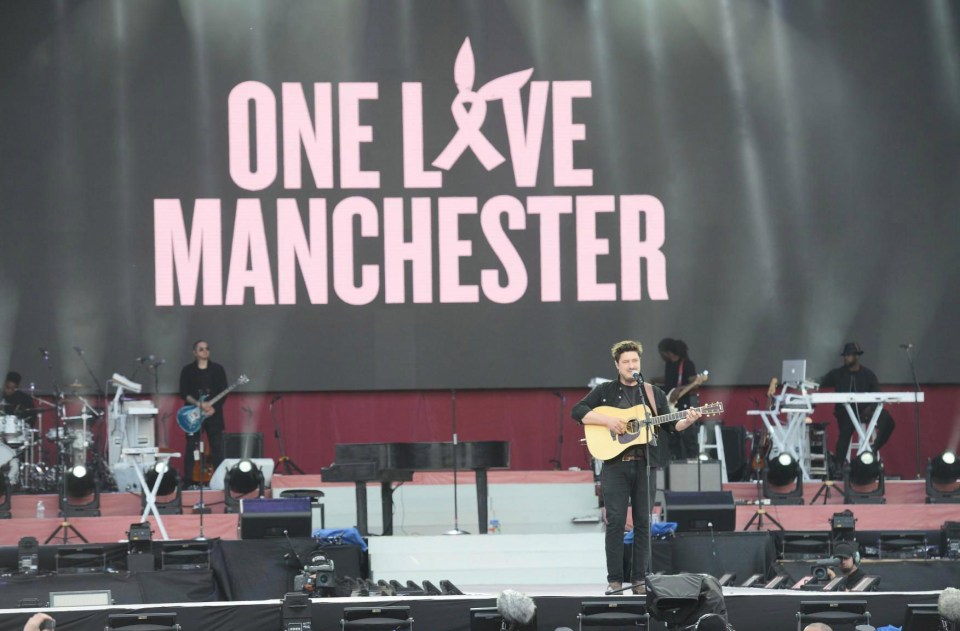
[583,402,724,461]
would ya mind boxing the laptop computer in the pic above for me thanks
[781,359,807,385]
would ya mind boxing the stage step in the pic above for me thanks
[368,533,607,586]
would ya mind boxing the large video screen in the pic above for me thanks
[1,1,956,391]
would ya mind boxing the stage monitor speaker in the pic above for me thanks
[668,461,723,492]
[55,546,106,574]
[224,432,263,459]
[240,497,312,539]
[663,491,735,532]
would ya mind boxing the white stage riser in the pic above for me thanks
[308,481,602,535]
[368,533,608,586]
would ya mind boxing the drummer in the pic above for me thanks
[2,371,36,427]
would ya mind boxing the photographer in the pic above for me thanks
[826,541,865,590]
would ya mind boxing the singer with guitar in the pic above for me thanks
[572,340,702,595]
[179,340,229,487]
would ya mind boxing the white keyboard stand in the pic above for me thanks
[121,448,181,540]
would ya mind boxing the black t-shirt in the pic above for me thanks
[820,364,880,418]
[179,361,229,428]
[2,389,36,425]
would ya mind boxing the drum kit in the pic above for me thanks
[0,381,104,493]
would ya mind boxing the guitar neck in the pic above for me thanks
[206,382,239,407]
[645,405,707,427]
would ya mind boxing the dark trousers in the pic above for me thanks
[184,422,225,484]
[835,408,895,461]
[601,458,655,583]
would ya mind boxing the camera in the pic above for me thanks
[810,558,839,582]
[293,551,336,596]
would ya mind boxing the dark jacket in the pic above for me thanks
[179,361,229,430]
[571,378,677,467]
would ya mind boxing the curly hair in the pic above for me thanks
[610,340,643,362]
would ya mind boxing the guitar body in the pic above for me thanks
[176,402,206,434]
[667,371,709,414]
[583,402,725,461]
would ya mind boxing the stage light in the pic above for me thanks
[926,451,960,503]
[844,451,885,504]
[763,452,804,505]
[224,459,265,513]
[142,462,183,515]
[146,462,179,496]
[60,464,101,517]
[830,509,857,542]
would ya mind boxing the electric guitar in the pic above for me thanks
[666,370,709,413]
[177,374,250,434]
[583,401,724,461]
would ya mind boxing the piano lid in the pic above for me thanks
[333,440,510,471]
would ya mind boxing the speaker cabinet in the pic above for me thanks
[223,432,263,459]
[663,490,735,532]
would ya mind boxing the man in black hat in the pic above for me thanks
[826,541,866,589]
[819,343,895,472]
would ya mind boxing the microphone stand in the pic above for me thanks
[634,372,655,584]
[270,397,303,474]
[902,346,922,479]
[550,392,565,470]
[444,389,468,535]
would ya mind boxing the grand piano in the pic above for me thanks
[320,441,510,535]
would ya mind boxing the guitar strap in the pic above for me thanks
[643,382,659,416]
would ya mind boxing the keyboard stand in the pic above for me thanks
[122,449,181,540]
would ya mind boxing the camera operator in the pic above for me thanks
[826,541,865,590]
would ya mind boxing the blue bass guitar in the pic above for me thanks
[177,374,250,434]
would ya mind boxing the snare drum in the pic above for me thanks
[2,415,26,445]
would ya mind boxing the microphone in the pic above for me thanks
[270,395,283,404]
[497,589,536,631]
[899,343,913,350]
[632,371,644,384]
[939,586,960,624]
[73,346,84,356]
[137,354,155,363]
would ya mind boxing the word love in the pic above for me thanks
[229,39,592,190]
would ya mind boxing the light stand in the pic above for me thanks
[444,389,468,535]
[901,345,923,478]
[743,460,784,531]
[270,397,304,475]
[635,373,655,588]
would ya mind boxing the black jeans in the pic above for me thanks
[835,407,895,461]
[601,457,656,584]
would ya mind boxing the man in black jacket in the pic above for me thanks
[820,342,895,471]
[179,340,229,486]
[572,340,700,594]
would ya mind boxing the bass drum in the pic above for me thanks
[0,442,18,486]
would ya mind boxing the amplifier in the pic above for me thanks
[240,497,312,539]
[663,490,736,532]
[668,460,723,492]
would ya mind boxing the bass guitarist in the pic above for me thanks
[656,338,703,460]
[572,340,700,595]
[179,339,228,487]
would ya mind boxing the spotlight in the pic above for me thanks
[143,462,183,515]
[926,451,960,503]
[844,451,885,504]
[17,536,39,574]
[61,464,100,517]
[224,459,265,513]
[763,452,804,505]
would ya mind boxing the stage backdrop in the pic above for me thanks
[1,1,957,392]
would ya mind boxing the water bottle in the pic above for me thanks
[36,501,45,520]
[488,519,501,534]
